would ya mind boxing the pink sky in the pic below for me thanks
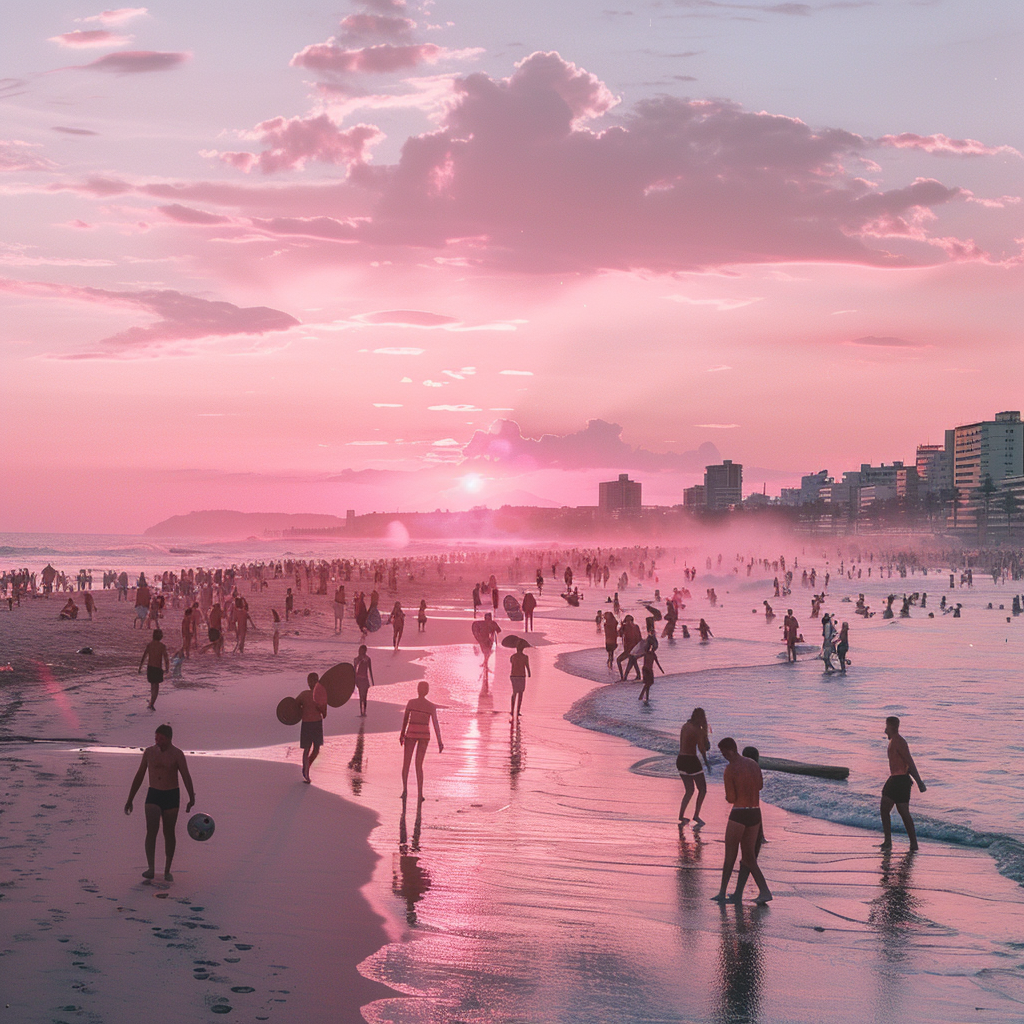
[2,1,1022,532]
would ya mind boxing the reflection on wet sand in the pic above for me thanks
[715,902,766,1024]
[395,807,431,925]
[509,720,525,792]
[869,850,920,1019]
[348,721,367,795]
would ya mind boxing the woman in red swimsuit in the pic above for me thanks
[399,681,444,803]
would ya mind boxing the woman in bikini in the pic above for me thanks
[399,681,444,802]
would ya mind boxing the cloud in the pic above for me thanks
[694,422,739,428]
[358,309,459,327]
[373,347,424,355]
[877,133,1021,158]
[666,295,762,310]
[360,0,407,10]
[49,29,131,48]
[209,114,382,174]
[461,418,721,473]
[849,335,918,348]
[75,51,190,73]
[157,203,232,225]
[706,364,732,372]
[0,141,55,172]
[0,276,298,356]
[499,369,533,375]
[78,8,148,25]
[292,42,449,75]
[338,13,416,41]
[429,404,481,412]
[51,126,99,136]
[373,402,403,407]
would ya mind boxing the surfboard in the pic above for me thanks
[500,634,529,649]
[471,620,490,645]
[503,594,523,620]
[276,695,301,726]
[366,606,382,633]
[319,662,356,708]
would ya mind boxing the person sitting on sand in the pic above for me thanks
[138,629,169,710]
[124,723,195,882]
[712,737,772,905]
[399,681,444,803]
[59,596,79,620]
[677,708,712,824]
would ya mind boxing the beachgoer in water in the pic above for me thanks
[138,629,169,710]
[124,723,195,882]
[476,612,502,670]
[879,716,926,851]
[729,746,767,902]
[637,630,663,703]
[354,644,374,716]
[297,672,328,783]
[698,618,713,641]
[711,737,772,905]
[836,621,850,674]
[783,609,798,662]
[509,641,531,717]
[616,615,642,680]
[821,613,836,673]
[677,708,711,824]
[400,681,444,802]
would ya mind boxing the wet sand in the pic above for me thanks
[3,574,1024,1021]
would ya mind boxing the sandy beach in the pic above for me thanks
[3,558,1024,1023]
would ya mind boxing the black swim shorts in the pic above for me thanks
[208,627,221,643]
[146,665,164,685]
[882,774,913,804]
[300,720,324,750]
[728,807,762,827]
[510,676,526,694]
[676,754,704,776]
[145,787,180,811]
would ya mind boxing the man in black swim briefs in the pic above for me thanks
[138,628,169,710]
[124,724,196,882]
[880,716,926,851]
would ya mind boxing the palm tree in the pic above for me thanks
[976,475,998,544]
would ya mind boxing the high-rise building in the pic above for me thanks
[916,435,953,495]
[682,484,706,507]
[704,460,742,510]
[599,474,642,513]
[952,411,1024,528]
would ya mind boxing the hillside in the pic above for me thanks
[143,510,348,538]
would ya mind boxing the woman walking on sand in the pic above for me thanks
[400,681,444,802]
[391,601,405,649]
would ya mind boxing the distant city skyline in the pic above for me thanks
[2,1,1022,532]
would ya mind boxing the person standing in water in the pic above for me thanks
[711,737,772,905]
[880,716,926,851]
[509,640,531,717]
[124,724,195,882]
[677,707,712,824]
[138,629,169,710]
[400,681,444,803]
[836,621,850,674]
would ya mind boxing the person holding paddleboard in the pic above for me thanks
[297,672,328,783]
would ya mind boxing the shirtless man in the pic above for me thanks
[677,707,712,824]
[880,716,926,851]
[616,615,642,680]
[297,671,328,783]
[477,612,502,669]
[203,602,224,657]
[783,609,798,662]
[180,607,194,659]
[124,724,195,881]
[603,612,619,668]
[509,641,531,717]
[138,629,169,710]
[522,591,537,631]
[712,737,772,905]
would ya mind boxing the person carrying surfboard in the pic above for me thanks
[297,672,328,783]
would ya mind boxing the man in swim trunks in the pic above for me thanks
[603,612,619,668]
[677,707,712,824]
[712,736,772,905]
[124,724,195,882]
[509,641,531,717]
[138,628,169,710]
[354,645,374,717]
[297,671,328,783]
[880,715,926,851]
[476,612,502,669]
[783,609,799,662]
[203,603,223,657]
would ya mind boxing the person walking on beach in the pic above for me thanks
[354,644,374,717]
[476,612,502,670]
[637,638,664,703]
[271,608,281,655]
[729,746,767,902]
[285,587,294,622]
[391,601,405,649]
[712,737,772,905]
[124,724,195,882]
[677,708,712,824]
[333,585,346,634]
[880,716,926,851]
[400,681,444,803]
[203,603,224,658]
[616,614,642,680]
[522,590,536,631]
[138,629,169,710]
[417,599,427,633]
[509,640,531,718]
[603,611,619,668]
[297,672,328,783]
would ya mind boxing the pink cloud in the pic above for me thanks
[0,276,298,355]
[358,309,460,326]
[49,30,130,48]
[462,418,721,473]
[877,133,1021,158]
[0,141,55,172]
[76,51,190,73]
[291,42,448,75]
[210,114,382,173]
[51,126,99,136]
[339,13,416,41]
[78,8,148,25]
[157,203,232,225]
[359,0,407,11]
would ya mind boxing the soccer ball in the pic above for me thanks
[187,813,215,842]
